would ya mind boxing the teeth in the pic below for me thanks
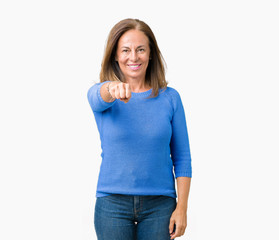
[129,64,140,66]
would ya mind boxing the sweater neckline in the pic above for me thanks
[131,88,153,98]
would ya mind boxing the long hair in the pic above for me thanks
[99,18,168,98]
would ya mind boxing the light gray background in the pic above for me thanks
[0,0,278,239]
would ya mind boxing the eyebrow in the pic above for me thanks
[121,45,146,49]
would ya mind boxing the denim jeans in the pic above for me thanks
[94,194,177,240]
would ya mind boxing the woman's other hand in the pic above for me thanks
[169,208,187,239]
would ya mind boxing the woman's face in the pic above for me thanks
[115,29,151,82]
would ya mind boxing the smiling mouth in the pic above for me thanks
[128,64,141,70]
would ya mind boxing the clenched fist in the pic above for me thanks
[108,81,132,103]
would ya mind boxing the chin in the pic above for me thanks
[127,73,145,78]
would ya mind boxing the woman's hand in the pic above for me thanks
[169,208,187,239]
[109,81,132,103]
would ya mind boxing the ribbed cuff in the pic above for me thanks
[97,81,116,106]
[175,172,192,178]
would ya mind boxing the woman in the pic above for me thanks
[87,18,192,240]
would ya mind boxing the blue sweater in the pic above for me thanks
[87,80,192,199]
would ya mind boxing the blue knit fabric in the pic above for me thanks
[87,80,192,199]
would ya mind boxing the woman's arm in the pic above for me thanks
[169,176,191,239]
[100,81,116,103]
[169,88,192,179]
[87,80,116,112]
[168,89,192,239]
[176,176,191,211]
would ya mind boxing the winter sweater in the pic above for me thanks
[87,80,192,199]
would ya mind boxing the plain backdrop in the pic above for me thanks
[0,0,278,239]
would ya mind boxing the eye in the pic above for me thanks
[139,49,145,52]
[122,49,128,52]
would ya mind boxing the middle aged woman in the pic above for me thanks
[87,18,192,240]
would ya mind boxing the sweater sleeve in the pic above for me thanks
[169,89,192,178]
[87,80,117,113]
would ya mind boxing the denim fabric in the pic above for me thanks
[94,194,177,240]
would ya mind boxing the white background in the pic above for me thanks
[0,0,278,239]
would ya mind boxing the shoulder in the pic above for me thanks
[159,86,183,112]
[160,86,182,103]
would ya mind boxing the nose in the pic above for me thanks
[130,50,138,62]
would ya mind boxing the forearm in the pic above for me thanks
[100,81,116,103]
[176,176,191,211]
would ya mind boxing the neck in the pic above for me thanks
[124,77,151,92]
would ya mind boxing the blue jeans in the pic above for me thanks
[94,194,177,240]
